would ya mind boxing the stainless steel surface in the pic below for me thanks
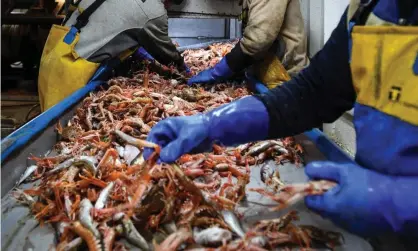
[323,112,356,157]
[169,18,228,38]
[167,0,241,18]
[169,18,234,46]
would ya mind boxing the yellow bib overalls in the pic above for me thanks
[348,0,418,177]
[38,0,105,111]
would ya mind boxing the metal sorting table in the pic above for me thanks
[1,43,373,251]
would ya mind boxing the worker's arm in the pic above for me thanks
[188,0,290,85]
[305,161,418,237]
[136,15,186,70]
[226,0,290,72]
[255,9,356,138]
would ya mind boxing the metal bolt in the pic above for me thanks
[398,18,407,25]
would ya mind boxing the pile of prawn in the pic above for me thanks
[182,40,237,74]
[13,42,340,251]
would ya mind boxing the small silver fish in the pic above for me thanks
[46,159,73,175]
[131,153,145,166]
[95,182,114,209]
[115,144,125,157]
[194,227,232,245]
[113,212,125,221]
[163,221,178,234]
[270,140,285,148]
[62,166,80,183]
[115,158,123,167]
[272,145,288,155]
[46,156,98,176]
[121,218,149,250]
[62,237,83,251]
[250,236,268,247]
[236,143,252,154]
[221,210,245,238]
[64,194,72,217]
[79,198,100,237]
[246,141,276,157]
[17,165,38,186]
[163,221,177,235]
[123,144,140,165]
[76,156,98,175]
[56,222,70,237]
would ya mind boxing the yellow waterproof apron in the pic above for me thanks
[238,7,291,89]
[348,0,418,176]
[350,3,418,127]
[351,26,418,126]
[253,54,291,89]
[38,0,106,111]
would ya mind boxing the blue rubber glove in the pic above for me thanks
[143,96,269,162]
[304,161,418,237]
[187,57,234,85]
[135,47,154,61]
[245,72,269,94]
[183,63,192,75]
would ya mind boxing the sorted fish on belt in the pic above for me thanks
[221,210,245,238]
[79,198,100,238]
[95,182,114,209]
[194,226,232,245]
[46,156,98,176]
[16,165,38,186]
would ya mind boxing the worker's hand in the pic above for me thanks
[135,47,154,61]
[187,57,234,85]
[181,62,192,76]
[144,96,269,162]
[245,72,270,94]
[143,114,212,163]
[304,161,395,237]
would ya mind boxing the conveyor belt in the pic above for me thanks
[0,41,394,251]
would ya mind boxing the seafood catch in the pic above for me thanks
[10,41,341,250]
[182,40,237,74]
[16,165,38,185]
[193,227,232,245]
[79,198,100,237]
[250,180,337,210]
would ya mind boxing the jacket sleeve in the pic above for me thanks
[255,9,356,138]
[225,0,290,72]
[137,15,184,68]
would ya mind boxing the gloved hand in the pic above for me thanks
[245,72,269,94]
[304,161,418,237]
[182,63,192,76]
[135,47,154,61]
[143,96,269,162]
[187,57,234,85]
